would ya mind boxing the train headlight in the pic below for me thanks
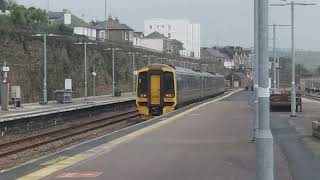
[165,94,174,98]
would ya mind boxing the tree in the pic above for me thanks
[9,4,47,27]
[0,0,8,11]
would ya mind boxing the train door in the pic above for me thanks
[150,74,161,105]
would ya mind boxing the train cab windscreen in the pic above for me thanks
[164,72,175,98]
[138,72,147,98]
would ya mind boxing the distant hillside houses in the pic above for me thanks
[201,46,251,70]
[47,10,252,64]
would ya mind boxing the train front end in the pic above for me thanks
[136,65,177,119]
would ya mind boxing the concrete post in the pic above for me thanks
[92,65,96,97]
[273,24,277,90]
[277,57,280,90]
[43,34,48,104]
[132,52,135,93]
[256,0,274,180]
[254,0,259,138]
[112,48,115,97]
[84,43,88,98]
[290,1,297,117]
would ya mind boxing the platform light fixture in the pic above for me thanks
[126,52,142,93]
[31,33,61,104]
[104,48,122,96]
[75,42,97,98]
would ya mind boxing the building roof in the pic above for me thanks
[201,47,228,59]
[226,71,248,80]
[107,16,134,31]
[144,31,168,39]
[133,32,144,38]
[93,21,106,30]
[48,11,94,28]
[171,39,183,45]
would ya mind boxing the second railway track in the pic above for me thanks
[0,109,140,159]
[302,94,320,101]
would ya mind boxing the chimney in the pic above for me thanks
[107,15,113,30]
[108,15,113,21]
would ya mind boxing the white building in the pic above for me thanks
[49,10,97,40]
[144,18,201,59]
[224,60,235,69]
[133,32,144,47]
[141,32,171,52]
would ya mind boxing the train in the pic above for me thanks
[136,64,225,118]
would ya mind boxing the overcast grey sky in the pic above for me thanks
[16,0,320,51]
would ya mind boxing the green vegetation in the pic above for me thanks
[0,0,8,11]
[0,0,48,32]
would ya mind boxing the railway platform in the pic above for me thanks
[0,93,135,122]
[1,90,295,180]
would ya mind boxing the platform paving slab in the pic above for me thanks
[15,90,292,180]
[271,97,320,180]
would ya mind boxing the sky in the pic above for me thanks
[16,0,320,51]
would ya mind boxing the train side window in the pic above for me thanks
[138,72,147,97]
[164,72,175,97]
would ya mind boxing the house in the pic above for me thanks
[141,31,171,52]
[141,31,181,53]
[219,46,251,70]
[225,71,250,88]
[106,16,134,43]
[144,18,201,59]
[171,39,184,55]
[49,10,96,40]
[92,21,107,41]
[133,32,144,47]
[201,47,234,69]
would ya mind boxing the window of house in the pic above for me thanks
[125,31,129,40]
[161,25,165,28]
[157,25,160,28]
[149,25,152,29]
[168,33,171,38]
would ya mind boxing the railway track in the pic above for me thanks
[302,93,320,101]
[0,109,140,159]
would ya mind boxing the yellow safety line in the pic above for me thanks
[17,89,243,180]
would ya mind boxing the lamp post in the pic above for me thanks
[31,33,60,104]
[104,48,122,96]
[271,0,316,117]
[75,42,97,98]
[92,67,97,97]
[126,52,142,93]
[269,24,291,91]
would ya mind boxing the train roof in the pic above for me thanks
[145,64,224,77]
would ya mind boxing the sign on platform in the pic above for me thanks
[2,67,9,72]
